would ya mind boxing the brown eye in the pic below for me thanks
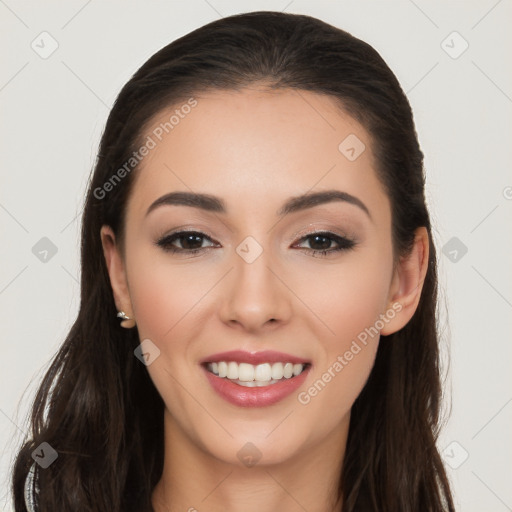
[295,232,356,257]
[156,231,216,254]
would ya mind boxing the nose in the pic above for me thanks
[218,246,293,333]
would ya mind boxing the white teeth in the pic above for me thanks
[283,362,293,378]
[206,361,307,383]
[218,361,228,378]
[227,362,238,379]
[271,362,284,380]
[236,379,280,387]
[254,363,272,381]
[238,363,255,382]
[293,363,303,376]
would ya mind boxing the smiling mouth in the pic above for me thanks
[204,361,311,387]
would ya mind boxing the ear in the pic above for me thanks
[380,226,430,336]
[100,225,134,319]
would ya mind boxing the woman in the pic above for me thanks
[12,11,455,511]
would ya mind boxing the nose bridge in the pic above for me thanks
[219,234,292,329]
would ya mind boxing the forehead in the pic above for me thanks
[125,86,389,223]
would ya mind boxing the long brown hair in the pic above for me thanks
[12,11,455,511]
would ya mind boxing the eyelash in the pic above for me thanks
[155,230,357,258]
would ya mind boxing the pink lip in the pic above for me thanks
[199,350,310,365]
[201,364,311,408]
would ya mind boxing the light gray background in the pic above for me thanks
[1,1,511,510]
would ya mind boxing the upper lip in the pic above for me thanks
[200,350,310,366]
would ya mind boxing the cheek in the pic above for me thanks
[127,238,392,417]
[127,249,213,343]
[126,253,214,410]
[300,249,392,412]
[308,249,393,344]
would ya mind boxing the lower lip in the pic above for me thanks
[202,365,311,408]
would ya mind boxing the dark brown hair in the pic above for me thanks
[12,11,454,511]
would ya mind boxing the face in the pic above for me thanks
[102,86,424,468]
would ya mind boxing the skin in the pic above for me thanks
[101,86,429,512]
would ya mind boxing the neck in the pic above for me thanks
[151,409,349,512]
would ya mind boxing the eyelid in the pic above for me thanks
[156,225,218,241]
[157,231,356,260]
[157,227,355,244]
[289,225,356,244]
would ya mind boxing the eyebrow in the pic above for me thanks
[145,190,371,220]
